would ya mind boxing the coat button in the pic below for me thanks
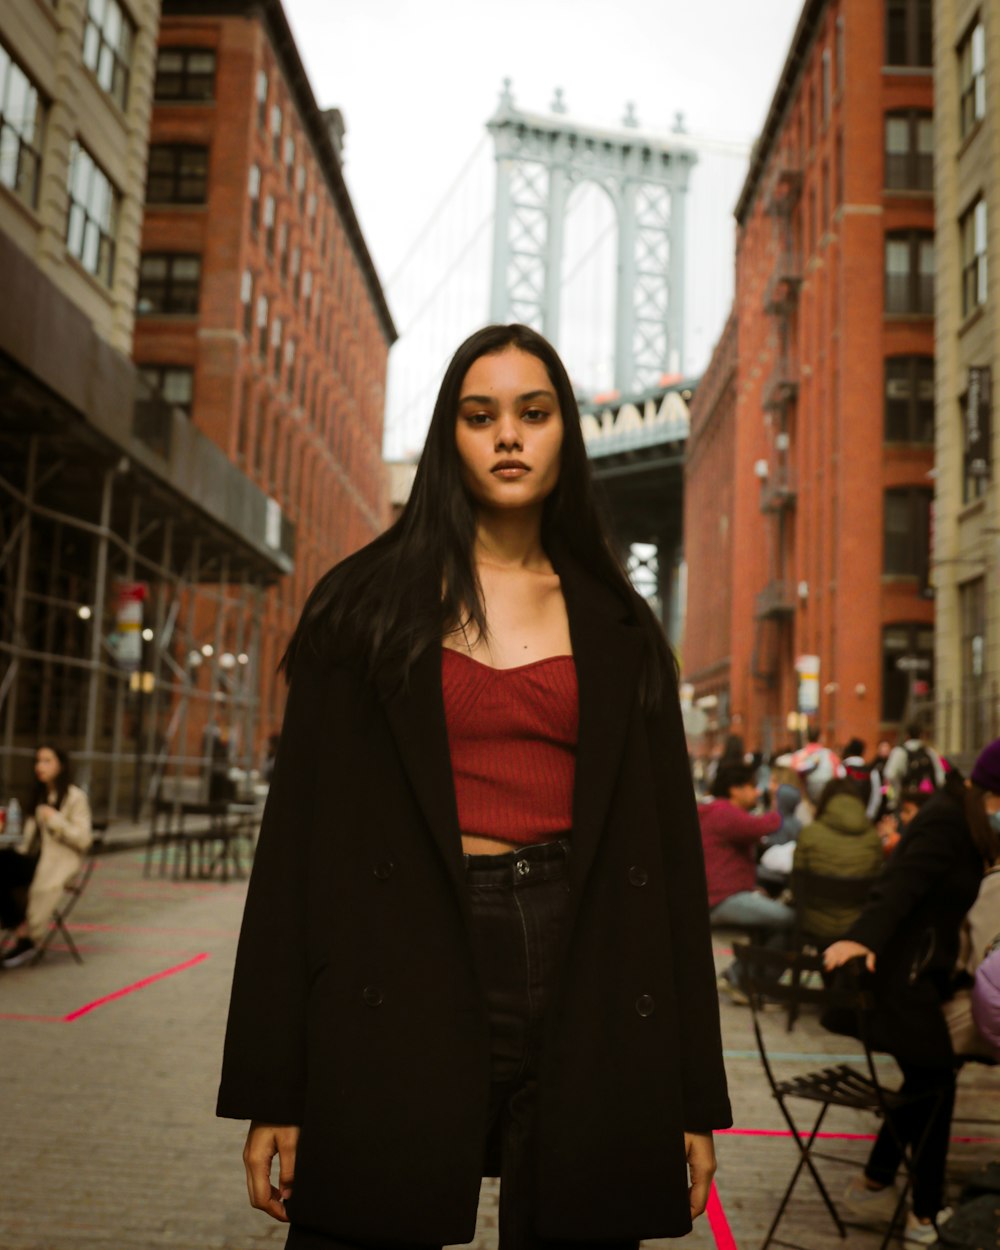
[628,865,648,887]
[515,858,531,877]
[635,994,655,1017]
[373,861,395,879]
[362,985,383,1007]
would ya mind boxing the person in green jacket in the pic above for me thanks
[792,778,883,940]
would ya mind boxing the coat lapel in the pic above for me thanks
[380,643,471,917]
[553,552,646,893]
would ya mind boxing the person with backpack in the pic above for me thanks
[883,723,946,798]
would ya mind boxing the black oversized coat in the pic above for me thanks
[217,550,732,1243]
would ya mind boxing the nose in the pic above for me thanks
[494,411,522,451]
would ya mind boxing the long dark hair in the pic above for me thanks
[936,766,999,866]
[814,776,866,822]
[280,323,673,708]
[30,743,72,812]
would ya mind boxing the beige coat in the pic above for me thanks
[17,784,92,943]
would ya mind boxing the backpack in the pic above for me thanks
[901,744,937,792]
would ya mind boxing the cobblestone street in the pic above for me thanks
[2,845,998,1250]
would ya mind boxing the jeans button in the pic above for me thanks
[362,985,384,1008]
[635,993,655,1018]
[628,865,648,887]
[373,861,395,880]
[515,858,531,877]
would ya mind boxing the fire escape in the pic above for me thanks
[752,158,802,687]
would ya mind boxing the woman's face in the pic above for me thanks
[454,348,564,514]
[984,791,1000,816]
[35,748,61,785]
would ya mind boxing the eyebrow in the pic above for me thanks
[458,389,556,405]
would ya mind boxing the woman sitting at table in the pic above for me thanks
[0,744,92,968]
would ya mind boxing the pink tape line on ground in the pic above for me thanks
[706,1181,738,1250]
[718,1126,1000,1144]
[62,952,209,1021]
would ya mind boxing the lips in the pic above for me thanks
[491,459,529,477]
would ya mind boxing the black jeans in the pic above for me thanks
[286,838,638,1250]
[864,1059,957,1219]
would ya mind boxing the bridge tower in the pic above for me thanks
[487,81,697,393]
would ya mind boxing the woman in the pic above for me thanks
[825,742,1000,1245]
[791,777,883,941]
[0,744,93,968]
[218,324,732,1249]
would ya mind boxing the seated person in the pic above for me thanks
[699,762,790,1001]
[757,768,806,895]
[791,778,883,943]
[0,744,92,968]
[943,856,1000,1058]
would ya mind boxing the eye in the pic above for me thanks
[463,411,492,426]
[522,408,549,422]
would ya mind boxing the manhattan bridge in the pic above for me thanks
[383,82,750,647]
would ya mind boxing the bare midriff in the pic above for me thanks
[461,833,522,856]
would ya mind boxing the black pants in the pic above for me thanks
[864,1060,957,1219]
[286,838,638,1250]
[0,848,37,930]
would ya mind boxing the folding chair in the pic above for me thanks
[785,869,882,1031]
[733,941,945,1250]
[36,829,105,965]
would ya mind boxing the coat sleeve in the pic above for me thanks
[847,816,959,956]
[45,788,93,853]
[217,643,330,1124]
[648,669,733,1132]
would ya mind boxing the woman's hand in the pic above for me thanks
[684,1131,717,1219]
[36,804,57,824]
[243,1122,299,1222]
[823,940,876,974]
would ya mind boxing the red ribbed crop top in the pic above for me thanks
[441,647,578,844]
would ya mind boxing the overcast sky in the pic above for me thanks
[282,0,806,455]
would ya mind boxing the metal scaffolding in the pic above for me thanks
[0,431,275,819]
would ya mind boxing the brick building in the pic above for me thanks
[135,0,396,742]
[0,0,294,813]
[684,0,935,756]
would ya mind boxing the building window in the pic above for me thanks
[961,371,992,503]
[154,47,216,101]
[0,43,46,209]
[291,245,301,301]
[959,20,987,139]
[256,293,269,357]
[255,69,268,130]
[138,364,194,416]
[264,194,276,256]
[271,103,282,159]
[271,315,282,378]
[885,230,934,315]
[884,110,933,190]
[884,486,932,578]
[296,164,306,215]
[136,253,200,314]
[241,269,253,337]
[146,144,208,203]
[881,623,934,723]
[284,134,295,181]
[836,16,845,92]
[961,198,988,318]
[278,222,289,279]
[960,578,987,751]
[66,140,118,284]
[248,164,260,234]
[886,0,932,67]
[82,0,134,110]
[885,356,934,443]
[821,49,831,123]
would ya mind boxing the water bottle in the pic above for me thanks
[6,797,21,838]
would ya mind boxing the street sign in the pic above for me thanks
[895,656,930,672]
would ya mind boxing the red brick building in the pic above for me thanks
[135,0,395,745]
[685,0,935,756]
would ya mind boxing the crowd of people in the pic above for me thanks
[696,723,1000,1245]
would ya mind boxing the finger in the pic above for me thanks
[245,1139,288,1222]
[689,1171,712,1219]
[277,1134,297,1201]
[866,951,877,973]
